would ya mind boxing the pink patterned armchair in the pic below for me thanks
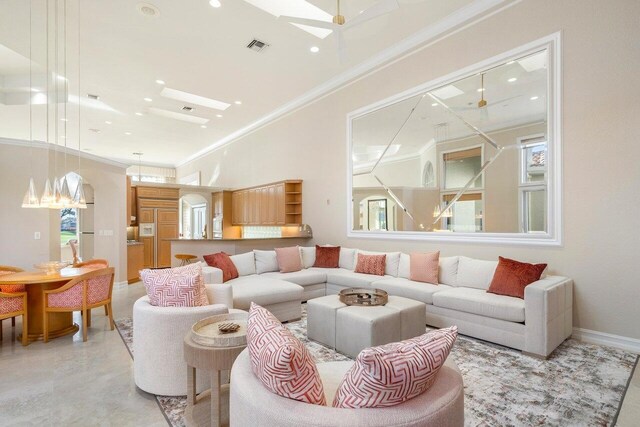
[43,267,115,342]
[0,266,28,346]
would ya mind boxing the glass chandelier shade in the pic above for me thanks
[72,177,87,208]
[21,178,40,208]
[58,175,73,207]
[40,178,54,205]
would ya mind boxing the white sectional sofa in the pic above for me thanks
[203,247,573,358]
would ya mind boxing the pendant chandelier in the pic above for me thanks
[21,0,86,209]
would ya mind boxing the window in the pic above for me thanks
[367,199,388,231]
[519,135,547,233]
[440,193,483,232]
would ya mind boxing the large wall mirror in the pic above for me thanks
[348,35,561,245]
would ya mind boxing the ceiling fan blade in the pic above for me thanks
[454,95,523,111]
[336,29,347,64]
[278,15,336,30]
[343,0,399,30]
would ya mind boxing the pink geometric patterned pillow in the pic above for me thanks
[247,303,326,406]
[354,253,386,276]
[140,263,207,307]
[333,326,458,408]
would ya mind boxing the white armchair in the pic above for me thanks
[133,284,232,396]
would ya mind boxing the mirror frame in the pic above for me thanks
[347,33,562,246]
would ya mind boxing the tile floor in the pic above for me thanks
[0,282,638,426]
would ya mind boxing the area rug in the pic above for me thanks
[116,307,638,427]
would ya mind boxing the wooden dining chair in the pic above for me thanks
[0,266,28,346]
[43,267,115,342]
[0,265,25,329]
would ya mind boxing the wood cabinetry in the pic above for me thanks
[136,186,179,200]
[141,237,154,269]
[126,177,137,225]
[136,186,179,269]
[230,180,302,226]
[127,244,144,283]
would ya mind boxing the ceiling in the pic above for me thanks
[0,0,489,167]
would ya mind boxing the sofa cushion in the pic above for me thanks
[299,247,316,269]
[439,257,459,286]
[254,250,279,274]
[275,246,303,273]
[325,270,389,288]
[373,278,452,305]
[231,252,256,276]
[358,250,401,277]
[230,276,303,310]
[333,326,458,408]
[339,248,357,270]
[262,270,327,287]
[455,257,497,290]
[432,287,525,322]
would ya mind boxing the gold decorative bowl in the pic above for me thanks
[339,288,389,306]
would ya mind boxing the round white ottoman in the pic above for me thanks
[133,296,229,396]
[230,349,464,427]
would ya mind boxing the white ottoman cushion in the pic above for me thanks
[336,306,401,359]
[307,296,347,348]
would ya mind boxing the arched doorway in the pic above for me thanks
[179,194,208,239]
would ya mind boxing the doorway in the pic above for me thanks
[179,194,209,239]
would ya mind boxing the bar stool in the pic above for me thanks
[175,254,198,266]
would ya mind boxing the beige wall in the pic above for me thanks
[0,142,128,283]
[176,0,640,340]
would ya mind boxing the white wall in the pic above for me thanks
[0,141,128,283]
[176,0,640,340]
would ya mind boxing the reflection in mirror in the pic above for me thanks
[179,194,208,239]
[351,48,550,236]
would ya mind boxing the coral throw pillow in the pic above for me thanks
[247,303,326,405]
[409,251,440,284]
[275,246,303,273]
[140,263,208,307]
[203,252,239,283]
[487,256,547,299]
[333,326,458,409]
[313,245,340,268]
[354,254,386,276]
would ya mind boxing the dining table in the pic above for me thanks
[0,266,95,343]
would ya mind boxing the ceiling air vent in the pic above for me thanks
[87,93,99,100]
[247,39,269,53]
[181,106,194,112]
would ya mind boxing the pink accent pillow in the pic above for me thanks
[203,252,239,283]
[333,326,458,409]
[354,253,386,276]
[275,246,303,273]
[247,303,326,406]
[140,263,208,307]
[409,251,440,284]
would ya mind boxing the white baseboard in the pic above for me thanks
[572,327,640,354]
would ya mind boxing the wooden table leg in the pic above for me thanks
[187,365,197,406]
[211,369,221,427]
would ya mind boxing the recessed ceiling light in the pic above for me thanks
[530,96,539,101]
[61,118,68,122]
[156,79,165,85]
[125,132,132,135]
[477,88,485,92]
[209,0,221,7]
[431,103,438,107]
[507,77,517,83]
[135,112,143,116]
[201,125,207,128]
[105,121,112,125]
[144,97,152,102]
[310,46,320,53]
[161,87,230,111]
[216,114,223,118]
[234,100,242,105]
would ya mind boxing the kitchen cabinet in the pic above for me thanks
[136,186,179,269]
[127,244,144,284]
[126,177,137,225]
[141,237,154,269]
[231,180,302,226]
[136,186,179,200]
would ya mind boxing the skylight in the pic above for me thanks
[148,107,210,124]
[160,88,230,111]
[243,0,333,39]
[430,85,464,100]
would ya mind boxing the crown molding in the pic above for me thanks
[0,137,129,169]
[176,0,519,168]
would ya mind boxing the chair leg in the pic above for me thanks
[21,313,28,346]
[107,303,115,331]
[43,311,49,343]
[104,305,108,316]
[0,319,3,341]
[87,309,92,327]
[11,317,15,327]
[82,308,88,342]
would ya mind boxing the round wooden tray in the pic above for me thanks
[339,288,389,306]
[191,312,248,347]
